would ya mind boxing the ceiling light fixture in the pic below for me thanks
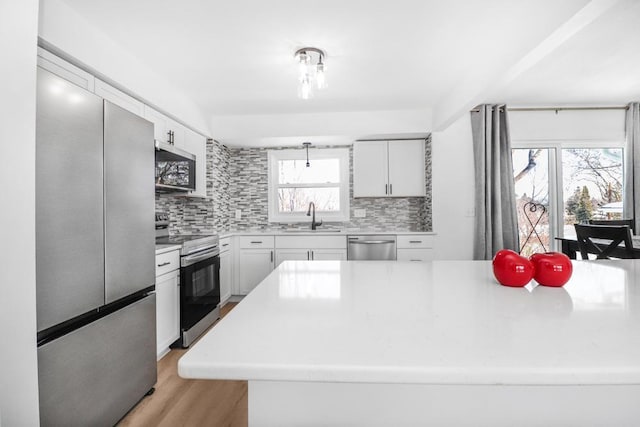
[303,142,312,167]
[295,47,326,100]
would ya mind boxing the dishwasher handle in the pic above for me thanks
[348,239,396,244]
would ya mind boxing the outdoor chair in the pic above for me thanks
[574,224,636,260]
[588,219,635,234]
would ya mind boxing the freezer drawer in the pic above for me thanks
[38,294,157,427]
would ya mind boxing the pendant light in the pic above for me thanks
[303,142,311,167]
[295,47,327,99]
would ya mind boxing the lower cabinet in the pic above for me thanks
[275,235,347,267]
[238,249,274,295]
[219,237,232,305]
[237,236,275,295]
[396,235,434,262]
[155,269,179,359]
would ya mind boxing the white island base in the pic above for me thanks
[250,381,639,426]
[179,260,640,426]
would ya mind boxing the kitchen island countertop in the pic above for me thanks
[179,260,640,425]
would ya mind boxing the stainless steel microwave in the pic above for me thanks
[155,141,196,192]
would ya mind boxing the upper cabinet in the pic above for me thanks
[144,106,185,146]
[37,48,95,91]
[353,139,426,198]
[94,78,145,117]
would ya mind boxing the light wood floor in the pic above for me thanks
[118,303,248,427]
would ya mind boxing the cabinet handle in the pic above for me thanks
[410,259,421,262]
[157,261,170,267]
[167,130,172,144]
[222,243,229,247]
[385,184,388,195]
[271,251,274,263]
[390,183,393,195]
[171,130,175,144]
[311,250,314,260]
[409,240,422,244]
[250,241,263,244]
[307,250,310,260]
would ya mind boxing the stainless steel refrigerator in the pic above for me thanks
[36,67,156,426]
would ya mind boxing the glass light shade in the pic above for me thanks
[298,76,312,99]
[316,62,326,89]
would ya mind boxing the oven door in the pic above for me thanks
[180,252,220,332]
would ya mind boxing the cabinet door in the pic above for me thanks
[275,249,310,267]
[311,249,347,261]
[353,141,389,197]
[387,139,425,197]
[94,78,145,117]
[238,249,274,294]
[37,48,95,91]
[168,118,186,148]
[155,270,180,358]
[144,106,170,143]
[220,250,233,304]
[184,128,208,197]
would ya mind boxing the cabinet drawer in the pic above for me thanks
[397,235,434,249]
[155,250,180,276]
[397,248,433,262]
[220,237,232,253]
[275,235,346,249]
[239,235,274,249]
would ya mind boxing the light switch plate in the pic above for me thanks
[354,209,366,218]
[235,209,242,220]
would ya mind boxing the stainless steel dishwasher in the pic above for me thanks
[347,235,397,260]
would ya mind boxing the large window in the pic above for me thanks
[268,148,350,223]
[512,143,624,256]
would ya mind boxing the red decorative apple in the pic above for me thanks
[529,252,573,287]
[492,249,535,287]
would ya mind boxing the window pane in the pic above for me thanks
[278,159,340,184]
[278,187,340,213]
[513,148,551,256]
[562,148,623,237]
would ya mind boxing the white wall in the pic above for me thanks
[212,108,433,147]
[0,1,41,425]
[38,0,210,136]
[431,115,475,260]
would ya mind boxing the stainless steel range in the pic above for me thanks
[156,212,221,347]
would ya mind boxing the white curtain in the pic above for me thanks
[623,103,640,234]
[470,104,519,260]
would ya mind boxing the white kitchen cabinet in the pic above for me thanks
[353,139,425,197]
[37,47,95,91]
[155,250,180,359]
[144,105,186,147]
[219,237,232,305]
[275,235,347,266]
[94,78,145,117]
[183,128,208,198]
[396,234,434,262]
[238,236,275,295]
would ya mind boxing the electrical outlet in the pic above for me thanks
[235,209,242,220]
[354,208,366,218]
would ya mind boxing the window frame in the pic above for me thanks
[512,139,625,251]
[267,148,350,223]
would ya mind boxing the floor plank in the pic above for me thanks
[118,303,248,427]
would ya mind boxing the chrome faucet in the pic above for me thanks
[306,202,323,230]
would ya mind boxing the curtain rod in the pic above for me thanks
[470,105,628,113]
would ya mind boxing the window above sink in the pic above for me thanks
[267,148,350,223]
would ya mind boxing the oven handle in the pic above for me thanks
[181,248,219,267]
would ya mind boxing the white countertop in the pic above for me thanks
[219,230,436,238]
[179,259,640,386]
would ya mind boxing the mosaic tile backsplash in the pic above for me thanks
[156,137,432,234]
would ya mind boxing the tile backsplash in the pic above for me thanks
[156,137,432,234]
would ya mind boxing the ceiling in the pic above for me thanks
[57,0,640,144]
